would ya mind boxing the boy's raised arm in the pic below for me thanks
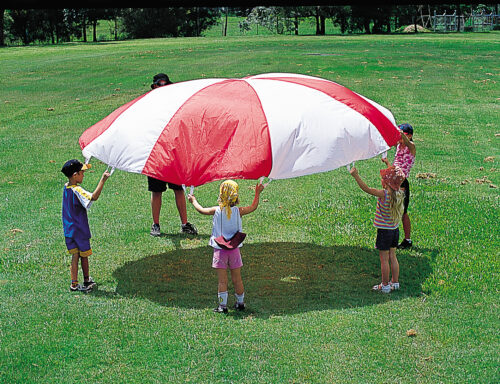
[91,171,110,201]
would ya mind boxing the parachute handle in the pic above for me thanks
[259,177,272,187]
[182,184,194,196]
[105,165,115,176]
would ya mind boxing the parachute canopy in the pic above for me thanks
[80,73,400,187]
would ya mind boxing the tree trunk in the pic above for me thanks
[0,9,5,46]
[82,16,87,42]
[224,8,228,36]
[93,20,97,42]
[414,8,418,34]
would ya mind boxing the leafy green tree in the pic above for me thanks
[121,8,218,39]
[7,9,52,44]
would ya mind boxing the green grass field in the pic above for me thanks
[0,33,499,383]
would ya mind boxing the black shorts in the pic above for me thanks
[400,178,410,214]
[375,228,400,251]
[147,176,183,192]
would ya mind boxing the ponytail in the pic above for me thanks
[389,189,405,224]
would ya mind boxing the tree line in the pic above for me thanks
[0,5,497,46]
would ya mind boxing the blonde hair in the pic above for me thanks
[218,180,239,219]
[389,188,405,224]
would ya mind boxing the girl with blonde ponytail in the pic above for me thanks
[187,180,265,313]
[389,188,405,225]
[350,165,405,294]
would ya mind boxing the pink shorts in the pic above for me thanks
[212,248,243,270]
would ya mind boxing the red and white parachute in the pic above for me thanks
[79,73,400,187]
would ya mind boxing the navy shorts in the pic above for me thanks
[147,176,183,192]
[65,237,92,257]
[375,228,400,251]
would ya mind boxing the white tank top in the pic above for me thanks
[209,206,243,249]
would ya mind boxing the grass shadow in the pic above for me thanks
[112,242,436,318]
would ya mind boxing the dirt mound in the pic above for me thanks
[403,24,429,33]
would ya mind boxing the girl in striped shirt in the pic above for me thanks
[350,165,405,293]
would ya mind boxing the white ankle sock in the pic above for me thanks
[218,291,228,306]
[235,292,245,303]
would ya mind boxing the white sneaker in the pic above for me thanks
[390,282,400,291]
[372,283,391,293]
[150,223,161,237]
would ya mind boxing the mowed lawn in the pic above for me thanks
[0,33,498,383]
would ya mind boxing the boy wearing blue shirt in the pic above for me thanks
[61,159,110,292]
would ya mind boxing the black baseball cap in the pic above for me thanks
[151,73,172,89]
[61,159,91,177]
[398,123,413,135]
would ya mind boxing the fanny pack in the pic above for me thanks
[214,208,246,250]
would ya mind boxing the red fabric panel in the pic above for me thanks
[79,93,149,150]
[143,79,272,186]
[259,77,400,147]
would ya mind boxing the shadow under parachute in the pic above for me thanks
[111,242,436,318]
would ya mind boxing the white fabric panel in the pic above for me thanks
[82,78,223,172]
[248,72,329,81]
[247,78,389,180]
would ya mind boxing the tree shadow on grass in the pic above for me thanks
[111,242,437,318]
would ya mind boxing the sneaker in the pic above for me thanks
[150,223,161,237]
[234,302,245,311]
[390,282,400,291]
[70,283,91,292]
[372,283,391,294]
[213,305,228,313]
[181,222,198,235]
[398,239,412,249]
[83,277,97,290]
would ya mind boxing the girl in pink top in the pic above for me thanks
[350,166,405,293]
[383,124,416,249]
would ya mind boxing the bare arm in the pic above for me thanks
[187,194,217,215]
[239,182,265,216]
[400,131,416,156]
[381,157,391,167]
[349,167,385,199]
[91,171,110,201]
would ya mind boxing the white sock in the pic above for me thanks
[235,292,245,304]
[218,291,228,307]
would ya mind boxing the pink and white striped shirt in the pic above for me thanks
[393,144,415,178]
[374,190,399,230]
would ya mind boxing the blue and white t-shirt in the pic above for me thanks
[62,184,93,239]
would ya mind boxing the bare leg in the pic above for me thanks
[216,268,228,293]
[71,253,79,283]
[151,192,162,225]
[173,189,188,225]
[389,247,399,283]
[230,267,244,295]
[81,256,90,282]
[379,250,390,286]
[402,213,411,239]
